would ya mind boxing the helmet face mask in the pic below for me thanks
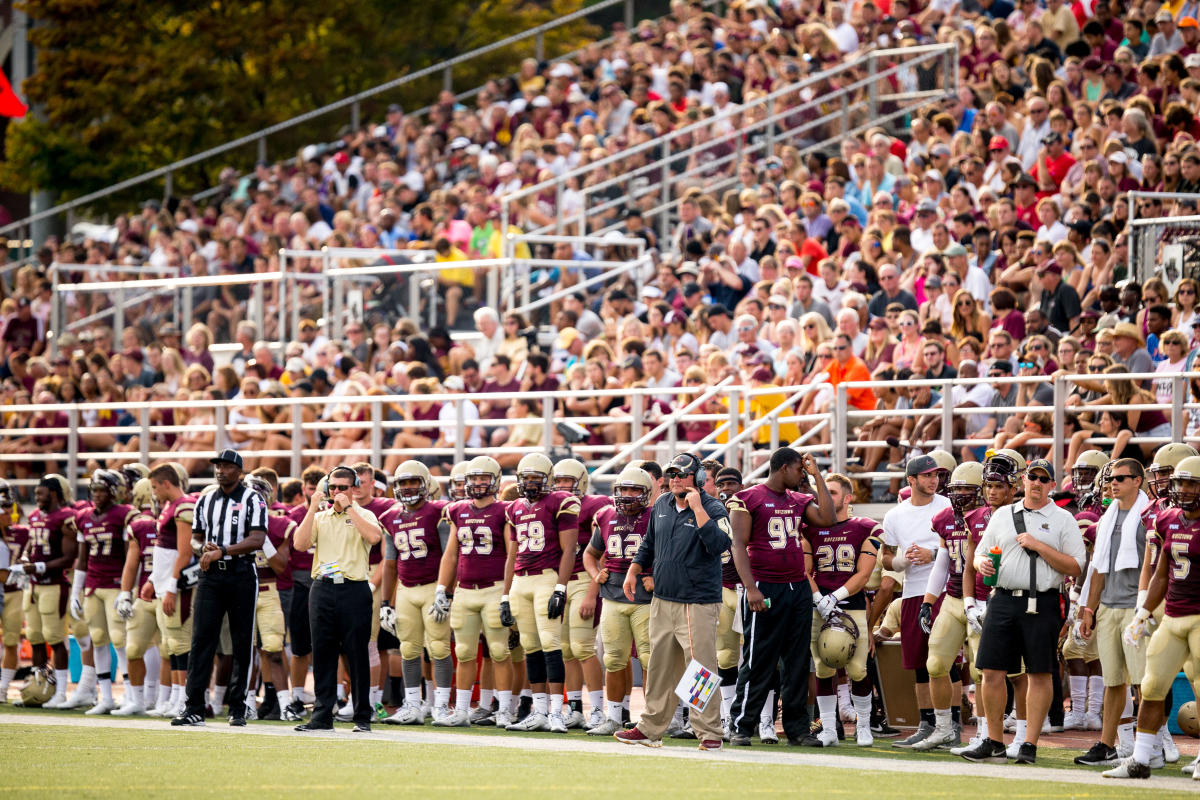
[393,460,434,506]
[948,485,981,512]
[20,665,56,707]
[1171,477,1200,512]
[613,467,653,516]
[1072,466,1099,495]
[516,453,553,501]
[465,456,501,500]
[448,461,470,502]
[90,469,122,509]
[244,475,274,505]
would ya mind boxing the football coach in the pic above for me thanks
[617,453,731,751]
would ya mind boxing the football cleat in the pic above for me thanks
[229,715,246,727]
[587,719,622,736]
[84,698,116,716]
[730,732,752,746]
[1182,754,1200,775]
[950,735,983,756]
[893,721,934,748]
[43,695,68,709]
[170,712,206,727]
[295,688,316,705]
[282,700,306,722]
[759,721,779,744]
[469,706,495,726]
[1063,710,1087,730]
[614,728,662,748]
[1002,713,1016,732]
[1013,742,1037,764]
[1103,757,1151,779]
[855,723,874,747]
[959,738,1008,762]
[111,700,146,717]
[698,739,723,751]
[672,721,697,739]
[911,722,955,751]
[146,699,173,717]
[60,686,97,710]
[432,707,470,727]
[871,720,902,738]
[586,708,606,730]
[384,702,426,725]
[816,729,838,747]
[839,704,857,724]
[563,708,586,729]
[335,703,355,722]
[243,702,257,722]
[1162,727,1180,763]
[1075,742,1119,766]
[507,711,550,732]
[1005,739,1027,759]
[430,704,451,725]
[548,713,568,733]
[1085,713,1102,731]
[493,709,513,728]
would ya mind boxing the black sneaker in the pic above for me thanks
[797,733,829,747]
[871,720,902,738]
[352,723,371,733]
[171,713,206,727]
[1075,741,1119,766]
[294,722,333,732]
[960,738,1008,762]
[229,715,246,727]
[730,732,752,746]
[621,707,631,727]
[282,700,307,722]
[1013,742,1036,764]
[515,696,533,723]
[258,691,279,720]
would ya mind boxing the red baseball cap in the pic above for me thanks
[988,136,1009,151]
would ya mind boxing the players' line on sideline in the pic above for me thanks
[0,712,1191,791]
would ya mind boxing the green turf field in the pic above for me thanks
[2,710,1198,799]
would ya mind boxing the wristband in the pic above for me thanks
[220,544,228,558]
[1136,589,1148,610]
[812,591,823,604]
[165,577,178,595]
[1133,606,1150,622]
[554,583,567,593]
[832,586,849,602]
[501,594,509,603]
[34,562,46,575]
[262,538,277,559]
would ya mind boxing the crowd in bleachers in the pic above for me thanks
[1,0,1199,492]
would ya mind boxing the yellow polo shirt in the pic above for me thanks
[309,504,380,581]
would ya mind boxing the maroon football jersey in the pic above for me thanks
[1142,498,1171,571]
[130,514,157,592]
[156,495,197,551]
[256,515,297,586]
[1154,508,1200,617]
[965,505,995,601]
[803,516,880,609]
[27,506,78,586]
[506,491,581,575]
[79,503,137,590]
[382,499,448,586]
[363,496,397,566]
[573,494,614,574]
[287,502,315,573]
[727,485,813,582]
[931,507,970,599]
[445,499,509,588]
[591,504,653,603]
[3,524,28,566]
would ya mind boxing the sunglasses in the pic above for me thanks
[835,344,849,351]
[1027,474,1054,484]
[900,320,916,327]
[1181,288,1196,295]
[329,484,352,492]
[956,300,974,307]
[817,353,833,359]
[1110,474,1138,483]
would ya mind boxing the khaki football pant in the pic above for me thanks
[599,599,650,673]
[450,583,509,663]
[156,592,192,656]
[1,586,24,647]
[395,582,450,661]
[1139,614,1200,701]
[85,588,126,648]
[24,584,67,646]
[255,586,286,654]
[561,575,597,662]
[125,597,159,660]
[511,569,562,654]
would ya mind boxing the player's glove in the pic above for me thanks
[918,601,933,635]
[6,563,23,577]
[965,599,985,635]
[815,593,838,619]
[430,587,451,623]
[1123,607,1152,647]
[69,593,84,620]
[499,597,515,628]
[508,627,521,650]
[548,584,567,620]
[115,591,134,620]
[379,602,397,635]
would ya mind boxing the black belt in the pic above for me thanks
[211,556,253,571]
[314,576,367,585]
[995,587,1060,599]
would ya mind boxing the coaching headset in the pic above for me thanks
[664,453,705,487]
[330,465,361,488]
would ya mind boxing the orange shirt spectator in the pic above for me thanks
[826,335,875,411]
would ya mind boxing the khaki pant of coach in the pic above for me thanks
[637,597,721,742]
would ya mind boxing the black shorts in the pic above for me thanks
[290,573,313,658]
[974,590,1063,675]
[378,625,400,651]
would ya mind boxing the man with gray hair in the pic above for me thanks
[472,307,504,371]
[868,264,917,316]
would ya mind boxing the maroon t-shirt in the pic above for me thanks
[32,412,68,450]
[287,502,314,573]
[79,503,137,590]
[803,516,880,610]
[1156,507,1200,617]
[481,378,521,419]
[573,494,614,574]
[27,506,78,586]
[2,315,42,353]
[727,485,813,582]
[382,499,448,586]
[965,505,995,601]
[445,498,509,588]
[256,515,297,587]
[130,514,157,592]
[506,491,580,575]
[931,507,970,599]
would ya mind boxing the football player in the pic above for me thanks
[583,466,655,736]
[380,461,451,724]
[804,473,880,747]
[1104,455,1200,780]
[72,469,138,714]
[145,463,197,718]
[246,471,297,720]
[552,458,612,729]
[447,461,470,502]
[0,480,28,702]
[113,477,161,716]
[911,462,984,750]
[727,448,835,747]
[353,462,398,720]
[713,467,748,736]
[436,456,513,727]
[501,452,581,733]
[11,473,78,708]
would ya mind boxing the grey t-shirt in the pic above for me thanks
[1099,508,1146,609]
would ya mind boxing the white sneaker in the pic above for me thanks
[507,711,549,732]
[43,694,67,709]
[912,722,955,751]
[1149,753,1166,769]
[1103,756,1152,779]
[1005,739,1027,759]
[61,686,97,710]
[432,707,470,727]
[1182,754,1199,775]
[430,704,451,725]
[1063,710,1087,730]
[146,698,173,718]
[950,734,984,756]
[548,713,568,733]
[1085,713,1102,731]
[171,698,187,719]
[493,709,513,728]
[243,702,257,722]
[421,700,433,719]
[586,708,605,729]
[384,702,426,725]
[335,703,355,722]
[563,709,586,729]
[1162,728,1180,763]
[111,700,146,717]
[856,721,874,747]
[816,729,838,747]
[588,718,622,736]
[759,720,779,744]
[1003,713,1016,733]
[85,698,116,716]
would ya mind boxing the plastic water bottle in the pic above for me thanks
[983,547,1002,587]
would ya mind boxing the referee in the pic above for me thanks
[292,466,383,733]
[172,450,267,727]
[962,458,1085,764]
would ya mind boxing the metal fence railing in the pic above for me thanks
[1127,202,1200,287]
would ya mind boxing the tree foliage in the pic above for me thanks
[0,0,594,205]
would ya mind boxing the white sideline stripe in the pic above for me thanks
[0,712,1191,789]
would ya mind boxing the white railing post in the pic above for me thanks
[291,408,304,479]
[1052,376,1067,486]
[833,385,848,474]
[214,404,227,456]
[726,388,740,466]
[49,268,60,358]
[1173,374,1186,440]
[543,395,556,455]
[454,400,466,463]
[630,394,644,462]
[66,408,79,489]
[114,285,126,349]
[252,281,265,342]
[138,407,151,465]
[941,381,954,455]
[278,252,288,345]
[370,400,383,468]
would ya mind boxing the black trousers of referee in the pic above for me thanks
[185,559,258,718]
[309,577,372,727]
[729,581,813,740]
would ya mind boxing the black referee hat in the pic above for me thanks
[210,449,244,469]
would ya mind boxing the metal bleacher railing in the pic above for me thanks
[4,372,1193,495]
[499,42,959,251]
[1125,189,1200,285]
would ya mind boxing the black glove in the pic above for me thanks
[547,588,567,620]
[499,600,515,628]
[508,627,521,650]
[919,601,933,635]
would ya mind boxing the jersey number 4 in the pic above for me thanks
[457,525,494,555]
[515,521,546,553]
[767,516,803,550]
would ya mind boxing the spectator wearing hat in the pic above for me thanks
[1100,63,1136,102]
[1111,322,1154,376]
[1149,9,1183,57]
[553,327,585,373]
[1036,257,1081,333]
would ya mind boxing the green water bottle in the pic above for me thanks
[983,546,1002,587]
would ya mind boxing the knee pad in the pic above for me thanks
[127,641,147,660]
[926,654,951,680]
[526,650,548,685]
[399,642,423,661]
[2,632,20,648]
[426,639,451,661]
[368,641,380,670]
[569,632,596,662]
[603,649,629,673]
[717,647,739,671]
[846,662,868,683]
[456,640,480,664]
[914,666,930,684]
[544,649,565,685]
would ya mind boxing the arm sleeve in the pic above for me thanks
[438,520,451,551]
[587,520,605,553]
[382,524,397,560]
[924,548,950,597]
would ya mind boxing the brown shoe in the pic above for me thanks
[698,738,723,751]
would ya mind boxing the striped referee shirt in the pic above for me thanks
[192,485,269,551]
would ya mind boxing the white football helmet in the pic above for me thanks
[448,462,471,502]
[816,610,859,670]
[466,456,502,500]
[20,665,56,707]
[394,461,436,506]
[551,459,589,496]
[516,453,553,501]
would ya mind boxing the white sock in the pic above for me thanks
[128,684,144,707]
[99,678,113,704]
[435,687,451,708]
[1013,718,1027,745]
[608,699,623,723]
[424,680,434,702]
[1069,675,1087,713]
[0,667,14,691]
[370,687,382,706]
[533,692,549,715]
[550,693,564,717]
[54,669,69,699]
[1123,690,1135,719]
[143,646,161,687]
[622,694,631,710]
[480,689,494,710]
[934,707,951,730]
[456,688,473,710]
[79,665,97,691]
[588,689,603,711]
[837,682,852,710]
[1133,729,1159,766]
[497,690,511,713]
[1087,675,1104,715]
[566,690,582,703]
[852,693,872,725]
[336,684,346,702]
[116,647,128,682]
[170,684,182,706]
[977,716,989,740]
[277,688,291,709]
[404,687,421,706]
[817,694,837,735]
[520,688,533,699]
[1118,722,1134,750]
[158,684,172,706]
[212,685,226,710]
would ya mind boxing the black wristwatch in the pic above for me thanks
[220,545,228,558]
